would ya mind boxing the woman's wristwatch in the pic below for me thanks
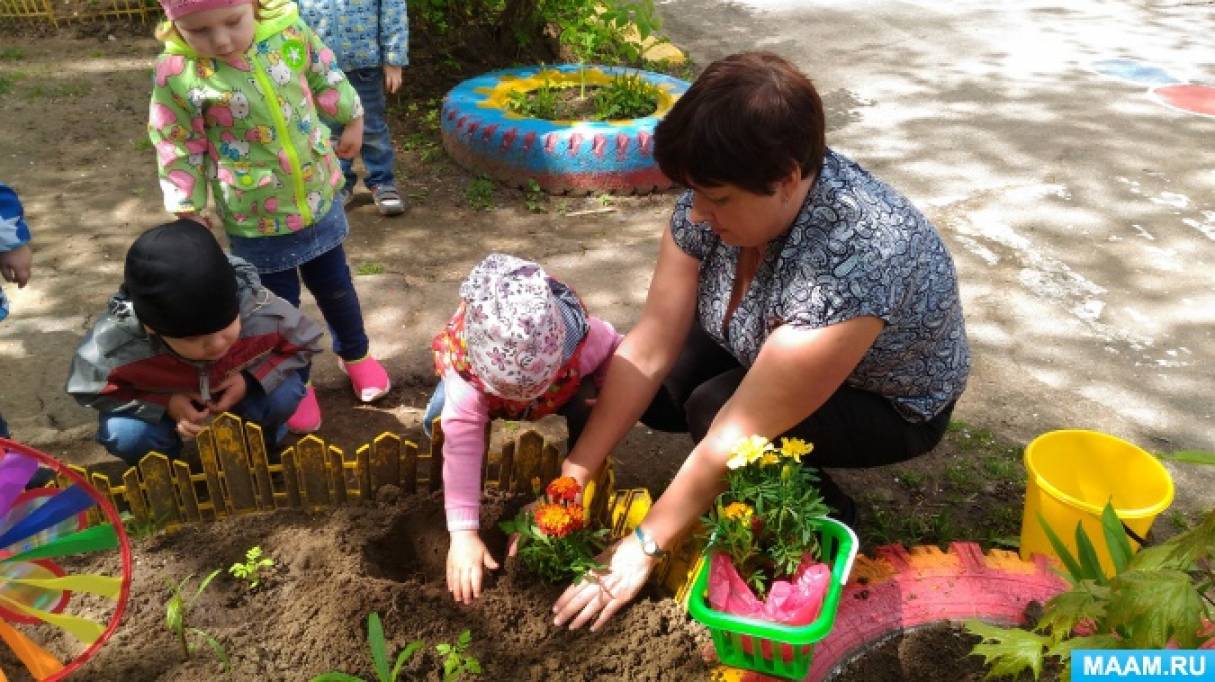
[634,526,668,558]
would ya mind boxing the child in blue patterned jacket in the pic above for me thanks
[300,0,409,216]
[0,182,35,439]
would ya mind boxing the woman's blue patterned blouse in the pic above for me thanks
[670,149,970,422]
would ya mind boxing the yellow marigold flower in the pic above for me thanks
[726,435,774,470]
[721,502,754,522]
[759,452,782,467]
[545,476,581,504]
[535,503,577,538]
[779,437,814,463]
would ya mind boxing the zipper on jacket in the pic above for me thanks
[198,367,211,405]
[250,52,313,226]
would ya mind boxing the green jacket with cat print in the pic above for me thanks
[148,1,363,238]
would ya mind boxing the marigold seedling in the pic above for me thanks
[436,630,481,681]
[229,545,275,589]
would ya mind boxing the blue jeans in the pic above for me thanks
[229,199,349,274]
[96,371,307,466]
[331,67,396,191]
[0,411,8,438]
[258,241,370,366]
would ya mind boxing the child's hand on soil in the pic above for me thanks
[447,529,499,605]
[208,372,247,414]
[167,392,209,441]
[384,64,403,94]
[336,117,364,159]
[0,244,32,288]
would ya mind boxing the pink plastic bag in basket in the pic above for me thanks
[708,552,830,663]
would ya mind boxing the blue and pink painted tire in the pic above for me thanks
[440,65,691,195]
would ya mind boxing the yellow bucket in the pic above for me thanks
[1020,429,1174,576]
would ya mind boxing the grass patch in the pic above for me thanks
[27,80,92,99]
[465,176,495,211]
[0,47,24,61]
[0,70,28,96]
[355,262,385,276]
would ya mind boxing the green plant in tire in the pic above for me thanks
[165,569,228,670]
[310,612,424,682]
[966,504,1215,679]
[592,72,659,120]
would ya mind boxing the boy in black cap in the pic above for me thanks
[66,221,324,464]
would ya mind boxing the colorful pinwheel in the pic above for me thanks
[0,438,131,681]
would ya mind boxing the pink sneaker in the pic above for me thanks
[287,384,322,434]
[340,356,391,403]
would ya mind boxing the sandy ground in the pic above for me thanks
[0,1,1210,536]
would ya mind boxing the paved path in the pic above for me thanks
[658,0,1215,453]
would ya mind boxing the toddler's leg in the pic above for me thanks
[235,370,307,449]
[421,379,445,438]
[258,268,303,307]
[299,244,390,402]
[96,413,182,465]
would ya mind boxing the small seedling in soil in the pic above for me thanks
[229,545,275,589]
[310,612,423,682]
[523,179,547,213]
[165,569,228,671]
[356,262,386,276]
[121,510,166,540]
[465,176,495,211]
[436,630,481,681]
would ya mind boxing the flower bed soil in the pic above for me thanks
[0,489,710,681]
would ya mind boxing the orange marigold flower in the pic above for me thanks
[545,476,581,504]
[535,503,577,538]
[566,503,587,531]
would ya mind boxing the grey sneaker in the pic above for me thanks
[371,184,406,216]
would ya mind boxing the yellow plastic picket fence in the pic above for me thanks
[0,0,159,26]
[61,412,703,596]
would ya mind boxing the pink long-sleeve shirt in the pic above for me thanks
[442,316,623,531]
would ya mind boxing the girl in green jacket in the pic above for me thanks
[148,0,391,432]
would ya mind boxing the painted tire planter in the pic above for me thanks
[440,64,691,194]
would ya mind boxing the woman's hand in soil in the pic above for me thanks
[167,393,209,441]
[336,117,364,159]
[552,533,657,632]
[0,244,33,287]
[447,530,500,604]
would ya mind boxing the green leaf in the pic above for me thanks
[190,627,229,672]
[1100,502,1134,574]
[1073,522,1108,585]
[310,674,366,682]
[964,620,1048,680]
[467,658,482,674]
[1047,633,1121,679]
[1156,450,1215,465]
[165,594,184,633]
[1035,582,1109,642]
[1105,569,1204,648]
[367,612,390,682]
[1038,513,1085,583]
[193,568,222,603]
[390,641,425,681]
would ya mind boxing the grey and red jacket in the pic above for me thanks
[65,256,323,423]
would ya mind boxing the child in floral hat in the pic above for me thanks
[425,253,623,604]
[147,0,391,435]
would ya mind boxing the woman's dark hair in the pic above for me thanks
[654,51,826,195]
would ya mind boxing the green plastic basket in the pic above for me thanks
[686,516,858,680]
